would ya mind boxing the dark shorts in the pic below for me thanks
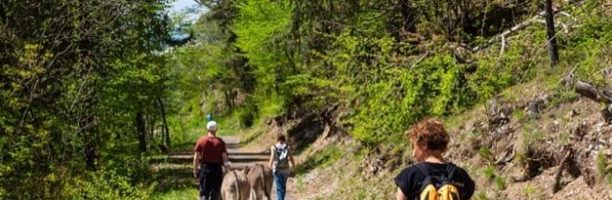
[198,163,223,200]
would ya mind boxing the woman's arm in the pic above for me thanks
[396,188,408,200]
[268,146,275,168]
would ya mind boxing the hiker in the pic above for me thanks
[395,119,475,200]
[193,121,231,200]
[268,134,295,200]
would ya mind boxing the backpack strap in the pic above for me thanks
[416,163,459,188]
[443,163,465,187]
[443,163,456,180]
[415,163,435,193]
[415,163,431,176]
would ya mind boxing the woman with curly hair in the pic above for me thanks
[395,119,475,200]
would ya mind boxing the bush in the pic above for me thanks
[237,104,258,128]
[62,171,150,200]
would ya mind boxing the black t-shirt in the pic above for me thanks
[394,162,475,200]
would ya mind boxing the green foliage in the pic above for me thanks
[0,0,171,198]
[3,0,611,198]
[479,147,494,163]
[482,164,506,190]
[495,176,507,190]
[237,103,258,128]
[346,52,473,143]
[295,145,343,175]
[154,188,198,200]
[595,151,611,184]
[233,0,293,116]
[62,171,149,200]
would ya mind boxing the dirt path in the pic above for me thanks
[152,136,296,199]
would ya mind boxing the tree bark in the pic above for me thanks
[157,97,170,147]
[575,81,612,103]
[400,1,417,35]
[81,115,97,171]
[136,110,147,153]
[575,80,612,123]
[545,0,559,67]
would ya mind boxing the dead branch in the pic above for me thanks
[558,11,577,21]
[553,148,573,193]
[534,19,569,33]
[560,65,578,88]
[575,80,612,104]
[410,52,429,70]
[472,8,562,52]
[500,34,506,56]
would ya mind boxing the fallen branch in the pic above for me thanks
[552,148,573,193]
[534,19,569,33]
[499,34,506,56]
[575,80,612,123]
[495,148,515,166]
[560,65,578,87]
[558,11,577,21]
[409,52,429,70]
[472,7,563,52]
[575,80,612,104]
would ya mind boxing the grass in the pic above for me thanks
[295,145,343,175]
[522,183,536,197]
[154,187,198,200]
[595,150,611,184]
[479,147,494,164]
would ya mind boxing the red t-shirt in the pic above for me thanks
[194,135,227,164]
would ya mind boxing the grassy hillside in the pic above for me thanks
[228,1,612,199]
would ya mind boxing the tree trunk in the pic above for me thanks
[147,113,157,147]
[398,1,417,41]
[81,115,97,171]
[545,0,559,67]
[157,97,170,147]
[136,110,147,153]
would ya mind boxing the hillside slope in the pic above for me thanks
[264,73,611,200]
[233,2,612,199]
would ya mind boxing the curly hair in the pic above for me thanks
[405,118,450,152]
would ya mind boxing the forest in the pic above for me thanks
[1,0,610,199]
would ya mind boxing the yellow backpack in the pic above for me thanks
[416,164,461,200]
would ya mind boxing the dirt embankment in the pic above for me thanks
[267,85,612,199]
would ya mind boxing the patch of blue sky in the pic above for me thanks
[167,0,207,40]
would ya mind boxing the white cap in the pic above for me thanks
[207,121,218,131]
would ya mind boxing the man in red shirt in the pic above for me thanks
[193,121,230,200]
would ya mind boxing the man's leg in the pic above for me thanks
[199,165,208,200]
[202,165,221,200]
[211,165,224,200]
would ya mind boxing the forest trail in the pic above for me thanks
[152,136,297,199]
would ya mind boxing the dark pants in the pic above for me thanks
[198,163,223,200]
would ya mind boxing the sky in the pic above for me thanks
[169,0,200,13]
[167,0,206,39]
[168,0,208,24]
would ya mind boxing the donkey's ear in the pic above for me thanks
[243,166,250,175]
